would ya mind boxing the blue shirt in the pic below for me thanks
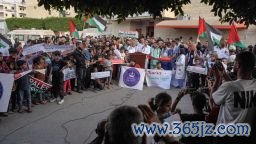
[84,49,90,61]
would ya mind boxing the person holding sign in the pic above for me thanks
[50,51,67,105]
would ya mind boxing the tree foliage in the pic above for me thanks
[37,0,191,20]
[37,0,256,26]
[6,17,86,31]
[201,0,256,26]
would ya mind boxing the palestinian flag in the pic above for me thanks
[69,19,79,39]
[0,34,11,56]
[205,22,223,46]
[87,16,107,32]
[198,17,207,38]
[227,22,246,48]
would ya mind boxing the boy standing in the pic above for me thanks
[16,60,32,113]
[50,51,67,105]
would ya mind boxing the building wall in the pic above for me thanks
[106,21,131,36]
[25,0,76,18]
[182,0,217,20]
[0,2,26,18]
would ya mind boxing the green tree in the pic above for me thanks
[6,17,85,31]
[38,0,256,26]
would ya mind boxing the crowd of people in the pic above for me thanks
[0,34,256,144]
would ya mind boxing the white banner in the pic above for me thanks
[63,68,76,81]
[44,45,74,53]
[14,70,32,80]
[22,44,45,56]
[91,71,110,79]
[119,66,145,90]
[118,31,139,38]
[0,73,14,112]
[186,66,207,75]
[146,69,172,89]
[22,44,74,56]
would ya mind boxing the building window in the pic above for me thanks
[5,14,7,17]
[12,7,15,10]
[12,14,15,17]
[5,7,7,10]
[49,10,51,15]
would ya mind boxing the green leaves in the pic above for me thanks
[6,17,86,31]
[37,0,190,21]
[202,0,256,26]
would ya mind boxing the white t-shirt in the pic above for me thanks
[127,46,136,54]
[213,79,256,125]
[215,47,230,59]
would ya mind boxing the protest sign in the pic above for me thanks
[29,76,52,93]
[22,44,45,56]
[91,71,110,79]
[0,73,14,112]
[186,66,207,75]
[118,31,139,38]
[119,66,145,90]
[146,69,172,89]
[44,45,74,53]
[63,68,76,81]
[14,70,32,80]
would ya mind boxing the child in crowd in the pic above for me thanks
[124,49,129,63]
[8,61,17,112]
[33,56,47,104]
[222,58,228,72]
[63,59,73,95]
[156,62,164,70]
[16,60,32,113]
[190,57,203,89]
[104,55,113,89]
[50,51,67,105]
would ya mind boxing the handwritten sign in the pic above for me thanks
[186,66,207,75]
[91,71,110,79]
[146,69,172,89]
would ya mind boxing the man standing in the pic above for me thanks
[212,51,256,143]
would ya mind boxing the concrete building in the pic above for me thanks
[108,0,256,45]
[25,0,76,18]
[0,0,26,18]
[106,11,176,37]
[0,0,77,19]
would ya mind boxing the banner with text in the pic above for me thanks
[0,73,14,112]
[63,68,76,81]
[186,66,207,75]
[22,44,45,56]
[146,69,172,89]
[91,71,110,79]
[22,44,74,56]
[119,66,145,90]
[30,76,52,93]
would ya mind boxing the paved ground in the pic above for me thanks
[0,85,194,144]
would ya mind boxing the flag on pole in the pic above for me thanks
[0,34,11,56]
[0,73,14,112]
[205,22,223,45]
[69,19,79,39]
[227,22,246,48]
[198,17,207,38]
[87,16,107,32]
